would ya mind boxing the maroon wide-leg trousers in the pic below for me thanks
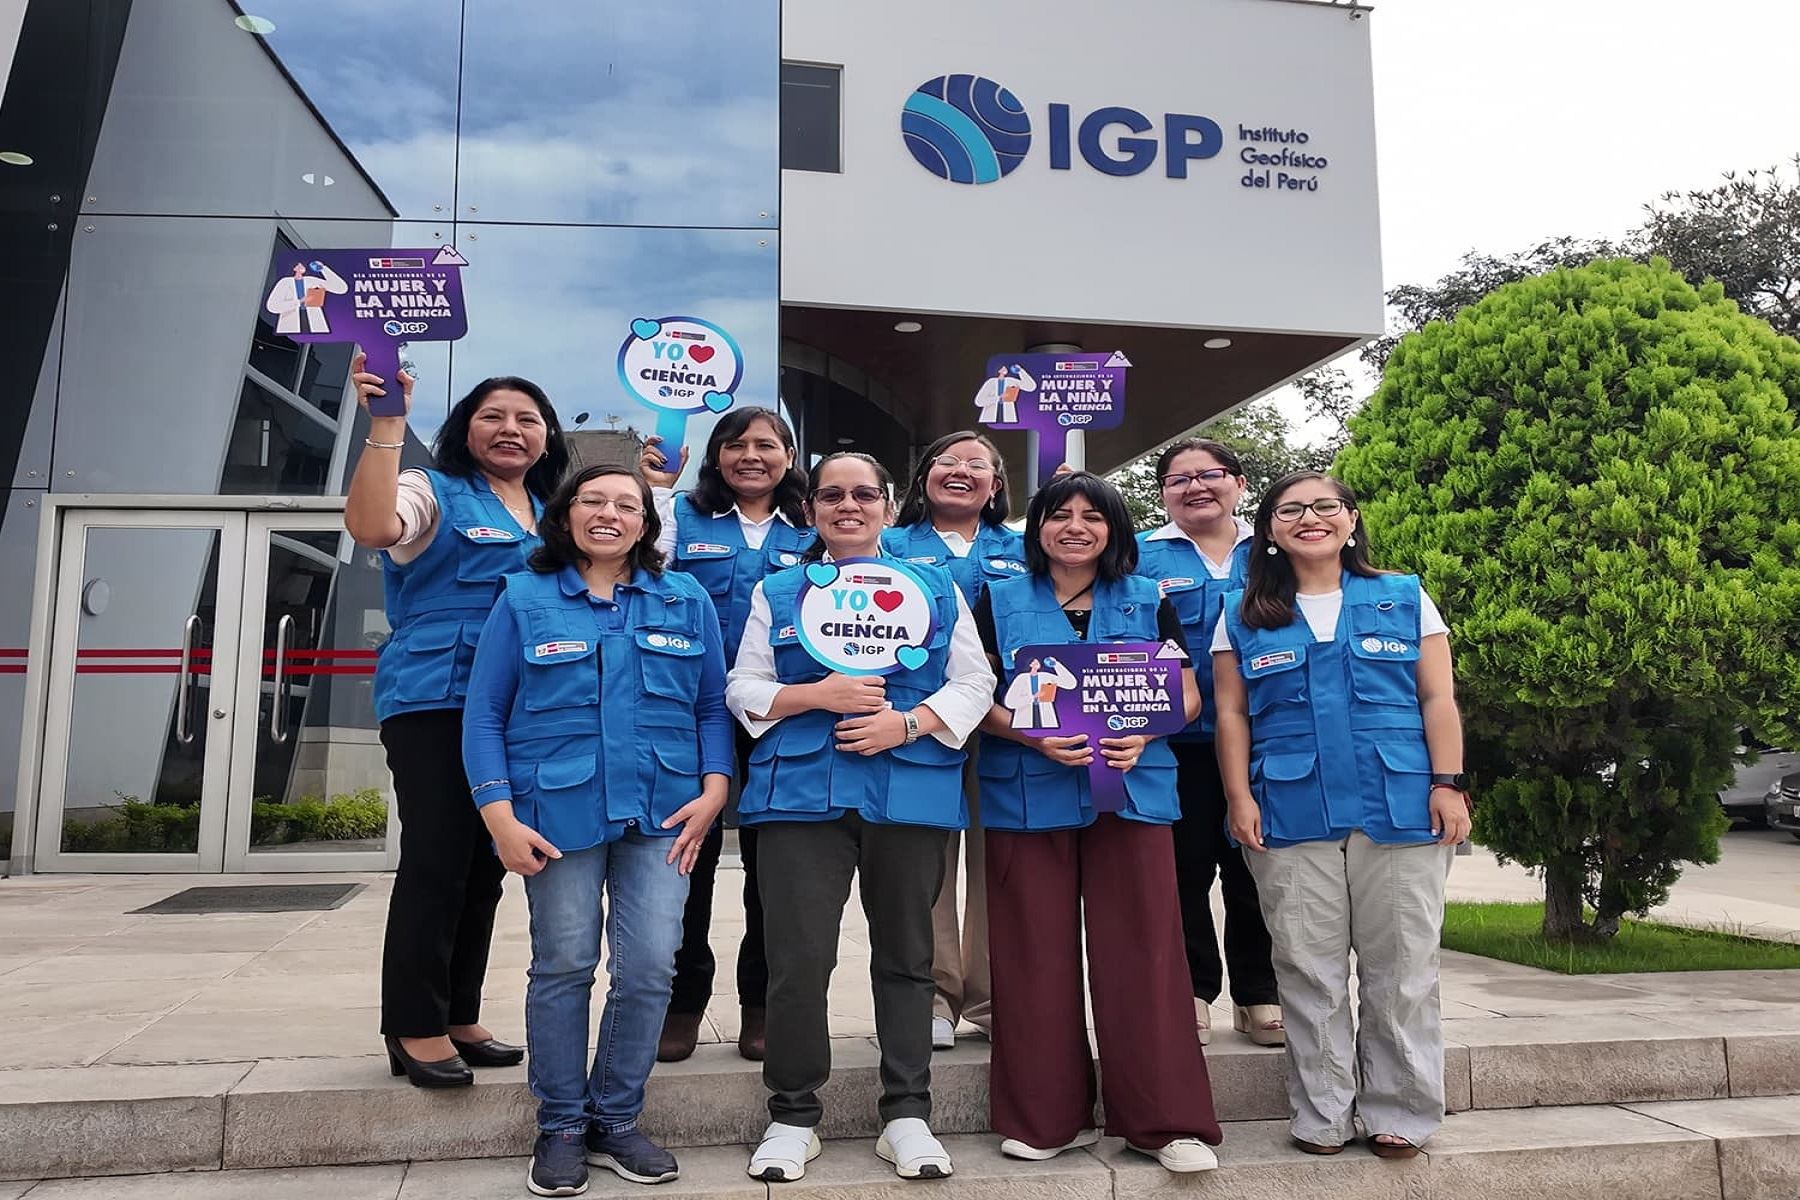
[986,815,1222,1150]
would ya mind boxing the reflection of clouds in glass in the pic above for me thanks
[441,225,777,451]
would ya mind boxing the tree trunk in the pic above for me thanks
[1541,858,1590,942]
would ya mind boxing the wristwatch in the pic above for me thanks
[1430,772,1470,792]
[901,711,921,745]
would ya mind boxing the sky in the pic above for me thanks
[1282,0,1800,440]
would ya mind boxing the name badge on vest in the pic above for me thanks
[1250,650,1297,671]
[1158,576,1195,595]
[534,640,590,658]
[686,542,730,555]
[905,555,938,564]
[776,625,797,640]
[462,526,517,541]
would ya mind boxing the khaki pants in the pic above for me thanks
[931,753,990,1029]
[1244,832,1453,1147]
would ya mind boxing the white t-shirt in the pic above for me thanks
[934,528,975,559]
[1144,517,1254,580]
[1210,585,1448,653]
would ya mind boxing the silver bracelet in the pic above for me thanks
[364,438,405,450]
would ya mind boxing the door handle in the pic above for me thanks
[175,614,202,745]
[271,614,295,745]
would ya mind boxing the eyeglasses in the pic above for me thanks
[572,495,644,516]
[1272,498,1348,522]
[929,454,995,475]
[1160,468,1233,490]
[810,485,887,506]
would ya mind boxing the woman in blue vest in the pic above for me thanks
[344,355,568,1089]
[883,431,1027,1050]
[639,408,813,1064]
[462,464,733,1196]
[1212,471,1471,1159]
[974,471,1222,1173]
[726,452,996,1183]
[1133,439,1282,1048]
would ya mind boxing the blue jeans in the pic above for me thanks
[523,833,690,1133]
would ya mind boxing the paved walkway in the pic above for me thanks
[0,829,1795,1074]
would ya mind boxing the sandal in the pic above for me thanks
[1292,1137,1343,1156]
[1369,1134,1420,1160]
[1233,1004,1286,1047]
[1194,999,1213,1046]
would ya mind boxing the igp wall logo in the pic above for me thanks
[900,73,1234,183]
[901,74,1031,184]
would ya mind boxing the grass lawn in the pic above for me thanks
[1441,901,1800,974]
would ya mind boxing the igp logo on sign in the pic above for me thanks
[794,558,940,676]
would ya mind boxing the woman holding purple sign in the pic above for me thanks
[884,431,1029,1051]
[726,452,995,1184]
[343,355,569,1089]
[971,471,1221,1173]
[1212,471,1470,1160]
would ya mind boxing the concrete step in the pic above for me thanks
[10,1099,1800,1199]
[2,1021,1794,1182]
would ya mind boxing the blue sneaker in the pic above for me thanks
[585,1124,681,1184]
[529,1130,589,1196]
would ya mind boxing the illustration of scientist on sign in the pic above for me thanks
[265,260,349,334]
[1003,654,1077,728]
[973,363,1036,424]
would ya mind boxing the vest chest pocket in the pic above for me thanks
[453,525,525,585]
[1160,579,1206,630]
[1347,603,1421,706]
[1241,643,1308,715]
[521,640,599,712]
[676,544,735,597]
[1251,750,1331,841]
[646,738,701,826]
[765,546,806,574]
[1373,739,1434,830]
[636,628,704,701]
[529,755,600,844]
[390,621,461,704]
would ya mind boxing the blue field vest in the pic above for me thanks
[494,567,716,852]
[739,559,967,830]
[375,470,542,722]
[1135,534,1250,739]
[977,573,1181,831]
[670,495,815,665]
[881,522,1028,608]
[1221,571,1434,845]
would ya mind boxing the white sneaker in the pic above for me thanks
[931,1017,957,1050]
[747,1122,821,1183]
[876,1117,954,1179]
[1000,1128,1100,1161]
[1129,1137,1219,1173]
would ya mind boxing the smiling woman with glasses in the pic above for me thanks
[460,464,734,1193]
[727,451,996,1184]
[885,429,1028,1052]
[1133,437,1282,1052]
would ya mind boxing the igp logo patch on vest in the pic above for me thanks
[989,558,1026,573]
[462,526,518,541]
[645,632,694,652]
[534,640,590,658]
[1359,637,1409,655]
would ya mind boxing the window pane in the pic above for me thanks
[781,63,841,174]
[220,381,336,496]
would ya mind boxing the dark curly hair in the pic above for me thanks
[528,466,665,577]
[431,376,570,501]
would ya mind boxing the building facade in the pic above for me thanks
[0,0,1380,874]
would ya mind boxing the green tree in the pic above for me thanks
[1336,259,1800,941]
[1639,156,1800,340]
[1108,398,1327,528]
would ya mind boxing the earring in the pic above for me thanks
[1266,544,1279,556]
[1346,536,1356,548]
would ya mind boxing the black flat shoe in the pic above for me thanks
[385,1036,473,1088]
[450,1035,525,1067]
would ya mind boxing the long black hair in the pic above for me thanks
[431,376,569,500]
[1240,471,1385,630]
[1022,471,1139,581]
[799,451,895,562]
[895,430,1011,529]
[1153,437,1246,483]
[688,407,808,526]
[528,465,666,577]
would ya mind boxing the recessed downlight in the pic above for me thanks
[0,151,33,166]
[1202,337,1233,350]
[894,320,922,334]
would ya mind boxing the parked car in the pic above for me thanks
[1766,772,1800,841]
[1720,739,1800,826]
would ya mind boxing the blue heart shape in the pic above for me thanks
[804,562,838,588]
[703,390,733,413]
[630,317,661,341]
[896,644,930,671]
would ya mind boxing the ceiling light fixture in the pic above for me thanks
[1202,337,1233,350]
[0,151,33,166]
[893,320,922,334]
[234,15,276,34]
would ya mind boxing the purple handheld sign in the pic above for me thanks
[1005,639,1188,812]
[263,246,470,416]
[972,351,1130,483]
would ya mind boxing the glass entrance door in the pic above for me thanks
[33,506,395,873]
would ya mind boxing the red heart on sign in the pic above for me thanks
[688,344,716,364]
[872,589,903,612]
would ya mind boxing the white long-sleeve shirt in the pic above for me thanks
[725,581,996,746]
